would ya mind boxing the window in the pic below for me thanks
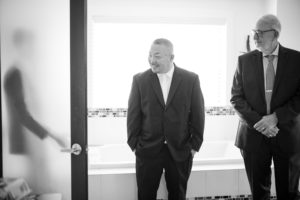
[88,19,227,108]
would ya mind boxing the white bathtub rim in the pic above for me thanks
[88,141,244,174]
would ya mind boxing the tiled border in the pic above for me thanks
[157,195,277,200]
[88,106,236,118]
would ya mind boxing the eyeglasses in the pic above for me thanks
[251,29,276,38]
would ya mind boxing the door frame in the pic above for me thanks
[70,0,88,199]
[0,34,2,178]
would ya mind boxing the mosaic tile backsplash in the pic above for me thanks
[157,195,277,200]
[88,106,236,118]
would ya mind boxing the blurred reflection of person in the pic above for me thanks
[3,29,66,154]
[231,14,300,200]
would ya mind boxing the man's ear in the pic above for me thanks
[170,54,175,61]
[274,30,279,38]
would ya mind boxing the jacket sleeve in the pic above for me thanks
[274,54,300,124]
[230,57,262,128]
[189,75,205,151]
[127,75,142,151]
[275,86,300,124]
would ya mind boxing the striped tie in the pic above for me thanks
[265,55,275,114]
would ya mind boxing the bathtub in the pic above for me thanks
[88,141,275,199]
[88,140,244,174]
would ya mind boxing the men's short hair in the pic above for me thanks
[259,14,282,33]
[153,38,174,53]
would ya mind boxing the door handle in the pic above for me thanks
[61,143,82,155]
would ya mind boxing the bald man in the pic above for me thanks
[231,14,300,200]
[127,38,205,200]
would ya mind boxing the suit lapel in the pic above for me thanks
[166,67,182,108]
[254,51,265,99]
[150,72,165,107]
[272,45,287,96]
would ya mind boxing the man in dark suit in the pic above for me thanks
[231,14,300,200]
[127,38,205,200]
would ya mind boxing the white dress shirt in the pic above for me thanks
[157,64,174,104]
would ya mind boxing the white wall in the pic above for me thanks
[87,0,300,146]
[277,0,300,51]
[87,0,268,146]
[88,0,268,103]
[88,115,240,145]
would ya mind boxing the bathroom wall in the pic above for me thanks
[276,0,300,51]
[87,0,300,149]
[87,0,269,145]
[88,115,239,146]
[88,0,269,104]
[89,168,277,199]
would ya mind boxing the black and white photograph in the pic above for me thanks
[1,0,300,200]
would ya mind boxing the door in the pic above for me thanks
[0,0,87,200]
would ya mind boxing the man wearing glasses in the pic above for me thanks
[231,14,300,200]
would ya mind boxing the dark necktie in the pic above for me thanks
[265,55,275,114]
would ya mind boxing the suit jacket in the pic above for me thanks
[127,65,205,162]
[231,45,300,154]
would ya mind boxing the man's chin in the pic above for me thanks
[151,67,159,73]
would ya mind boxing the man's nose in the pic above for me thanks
[149,57,156,64]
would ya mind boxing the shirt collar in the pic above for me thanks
[157,63,175,78]
[263,44,279,57]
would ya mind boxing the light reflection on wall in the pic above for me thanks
[88,20,227,108]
